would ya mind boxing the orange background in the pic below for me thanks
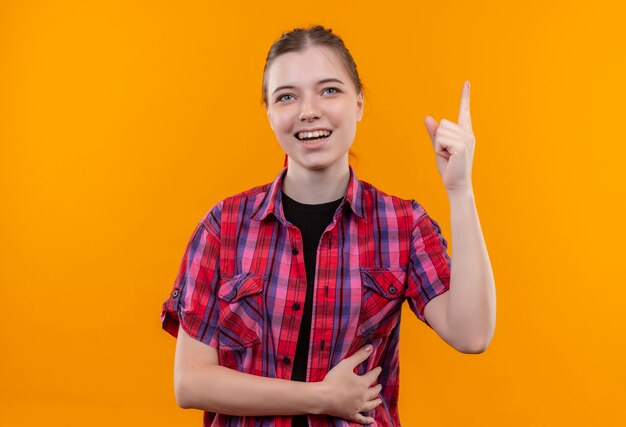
[1,1,625,426]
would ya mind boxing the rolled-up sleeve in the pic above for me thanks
[161,203,222,348]
[405,200,452,327]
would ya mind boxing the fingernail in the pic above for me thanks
[466,80,470,89]
[365,345,372,353]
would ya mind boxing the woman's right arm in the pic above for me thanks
[173,324,383,423]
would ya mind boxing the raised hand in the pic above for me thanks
[424,80,476,196]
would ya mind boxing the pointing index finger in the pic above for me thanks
[458,80,472,130]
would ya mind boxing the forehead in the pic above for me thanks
[266,46,349,90]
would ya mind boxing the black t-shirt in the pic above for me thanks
[281,190,344,427]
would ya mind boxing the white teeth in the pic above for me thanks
[297,130,331,140]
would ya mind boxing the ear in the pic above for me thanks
[266,107,274,131]
[356,91,364,122]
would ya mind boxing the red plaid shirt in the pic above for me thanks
[161,165,451,426]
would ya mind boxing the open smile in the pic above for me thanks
[294,129,333,143]
[294,132,332,149]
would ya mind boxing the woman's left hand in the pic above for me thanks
[424,81,476,196]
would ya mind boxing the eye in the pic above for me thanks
[323,87,340,95]
[277,94,294,102]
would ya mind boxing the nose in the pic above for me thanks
[299,95,321,122]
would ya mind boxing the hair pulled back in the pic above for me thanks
[261,25,364,107]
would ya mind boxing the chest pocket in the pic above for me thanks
[357,268,407,338]
[217,273,265,350]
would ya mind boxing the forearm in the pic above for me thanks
[446,190,496,351]
[177,363,327,417]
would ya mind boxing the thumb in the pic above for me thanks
[350,344,373,367]
[424,115,439,146]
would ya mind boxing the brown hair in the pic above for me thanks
[261,25,364,107]
[261,25,364,164]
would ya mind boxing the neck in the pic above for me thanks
[282,159,350,204]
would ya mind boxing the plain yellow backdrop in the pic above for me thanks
[1,0,625,426]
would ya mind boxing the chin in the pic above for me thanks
[294,161,327,170]
[305,157,346,171]
[287,157,330,171]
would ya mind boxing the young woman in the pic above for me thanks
[161,25,496,427]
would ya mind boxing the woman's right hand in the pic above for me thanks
[318,345,383,424]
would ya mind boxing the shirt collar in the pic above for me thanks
[251,165,365,222]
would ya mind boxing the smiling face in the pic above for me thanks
[265,45,364,172]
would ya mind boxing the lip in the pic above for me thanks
[293,128,333,138]
[294,130,332,149]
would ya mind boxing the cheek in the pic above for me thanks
[272,117,295,147]
[328,102,358,123]
[278,117,293,131]
[272,105,296,124]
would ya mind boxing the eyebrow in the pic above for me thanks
[271,78,346,96]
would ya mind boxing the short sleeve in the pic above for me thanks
[405,200,452,328]
[160,203,223,348]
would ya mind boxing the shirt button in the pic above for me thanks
[283,356,291,365]
[292,303,301,310]
[292,247,299,255]
[389,286,396,294]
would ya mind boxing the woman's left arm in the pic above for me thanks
[422,81,496,353]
